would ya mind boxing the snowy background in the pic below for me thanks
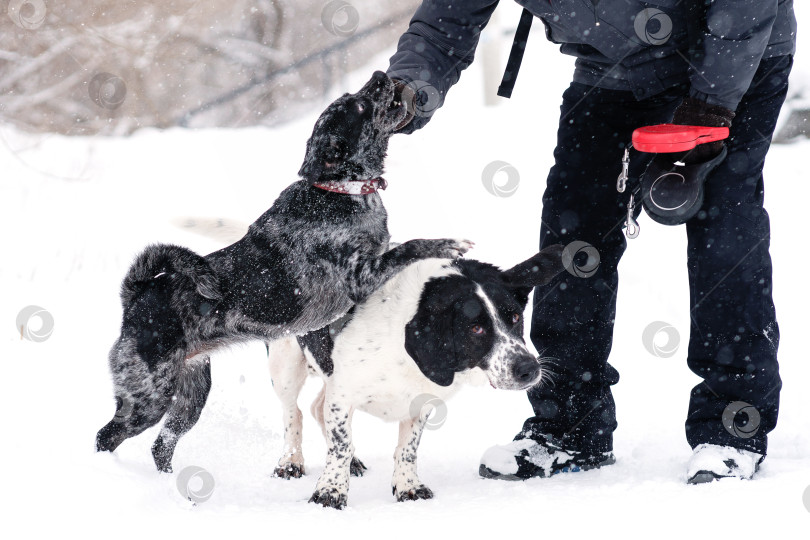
[2,2,809,538]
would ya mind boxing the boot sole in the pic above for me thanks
[687,471,723,485]
[687,467,756,485]
[479,453,616,481]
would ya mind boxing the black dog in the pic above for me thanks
[267,246,566,509]
[95,71,472,472]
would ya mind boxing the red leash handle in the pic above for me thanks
[632,124,729,153]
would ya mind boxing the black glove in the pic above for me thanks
[392,78,442,134]
[671,97,735,163]
[639,98,734,225]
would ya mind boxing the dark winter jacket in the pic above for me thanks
[387,0,796,131]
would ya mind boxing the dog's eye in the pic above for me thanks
[512,313,521,324]
[471,325,485,335]
[357,102,365,113]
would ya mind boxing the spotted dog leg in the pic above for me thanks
[310,399,354,509]
[310,386,367,477]
[268,338,308,479]
[392,415,433,502]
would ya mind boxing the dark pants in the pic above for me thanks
[525,55,792,456]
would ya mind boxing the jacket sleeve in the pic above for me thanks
[688,0,780,112]
[387,0,501,133]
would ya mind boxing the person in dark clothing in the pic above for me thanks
[384,0,796,482]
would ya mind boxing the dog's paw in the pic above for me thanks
[350,457,368,477]
[274,463,305,479]
[309,487,348,510]
[432,238,475,259]
[452,239,474,256]
[393,484,434,502]
[151,440,173,473]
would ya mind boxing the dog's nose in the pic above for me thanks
[363,71,390,95]
[513,356,541,385]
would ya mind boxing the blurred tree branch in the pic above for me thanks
[0,0,418,135]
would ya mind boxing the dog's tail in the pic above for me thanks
[121,244,222,308]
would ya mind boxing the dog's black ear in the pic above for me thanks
[501,244,566,305]
[404,307,458,387]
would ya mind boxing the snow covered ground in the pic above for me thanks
[3,3,809,538]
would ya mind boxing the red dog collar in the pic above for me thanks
[312,178,388,195]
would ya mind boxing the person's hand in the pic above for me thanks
[392,79,416,133]
[671,97,735,163]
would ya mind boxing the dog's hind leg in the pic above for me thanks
[310,384,327,440]
[96,338,180,457]
[392,415,433,502]
[151,354,212,473]
[268,338,308,479]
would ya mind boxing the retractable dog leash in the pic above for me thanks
[617,124,730,239]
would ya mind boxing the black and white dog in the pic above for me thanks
[267,245,565,509]
[95,71,471,472]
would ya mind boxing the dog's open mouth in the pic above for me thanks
[381,98,407,132]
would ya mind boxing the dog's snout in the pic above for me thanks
[513,356,541,385]
[362,71,392,97]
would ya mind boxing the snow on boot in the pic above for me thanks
[479,433,615,480]
[686,443,764,484]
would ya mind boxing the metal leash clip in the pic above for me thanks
[617,144,639,239]
[625,192,640,239]
[616,145,631,193]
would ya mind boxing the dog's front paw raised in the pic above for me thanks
[396,238,474,262]
[309,487,348,510]
[428,238,474,259]
[274,463,305,479]
[393,484,434,502]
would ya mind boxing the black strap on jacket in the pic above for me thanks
[497,8,534,98]
[685,0,708,67]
